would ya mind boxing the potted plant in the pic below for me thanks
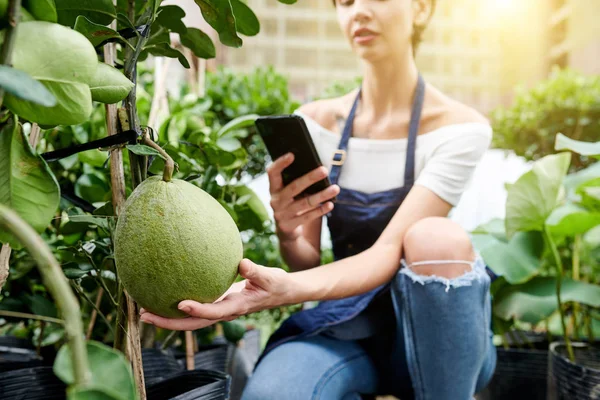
[471,132,600,399]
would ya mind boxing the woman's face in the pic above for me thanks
[335,0,428,62]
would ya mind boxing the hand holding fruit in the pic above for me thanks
[267,153,340,242]
[139,259,293,330]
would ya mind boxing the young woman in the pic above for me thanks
[141,0,498,398]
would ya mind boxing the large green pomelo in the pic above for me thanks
[113,175,243,318]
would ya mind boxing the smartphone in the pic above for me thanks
[255,114,334,200]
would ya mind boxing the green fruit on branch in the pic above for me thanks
[114,136,243,318]
[4,21,97,126]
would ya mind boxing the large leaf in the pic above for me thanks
[230,0,259,36]
[5,21,97,126]
[23,0,57,22]
[55,0,116,27]
[555,133,600,159]
[88,62,134,104]
[546,202,600,237]
[54,341,136,400]
[180,28,216,59]
[67,387,123,400]
[74,15,130,48]
[505,152,571,238]
[217,114,258,137]
[194,0,242,47]
[141,43,190,69]
[584,225,600,247]
[493,277,600,324]
[0,65,56,106]
[155,5,187,34]
[564,162,600,194]
[0,115,60,248]
[471,218,507,240]
[471,231,543,284]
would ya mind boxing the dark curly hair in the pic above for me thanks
[331,0,437,54]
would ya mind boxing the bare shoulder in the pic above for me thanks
[297,90,358,134]
[422,84,490,133]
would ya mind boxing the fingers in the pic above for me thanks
[178,292,250,321]
[267,153,294,194]
[140,312,217,331]
[280,166,329,201]
[277,201,334,233]
[285,184,339,218]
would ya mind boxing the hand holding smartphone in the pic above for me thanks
[254,114,340,240]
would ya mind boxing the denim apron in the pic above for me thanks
[258,74,426,370]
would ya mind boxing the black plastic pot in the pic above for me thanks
[478,331,550,400]
[0,336,35,349]
[0,345,44,373]
[0,366,66,399]
[146,369,230,400]
[193,343,235,373]
[547,341,600,400]
[142,348,184,386]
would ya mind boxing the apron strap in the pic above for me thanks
[403,74,425,186]
[329,88,361,186]
[329,74,425,187]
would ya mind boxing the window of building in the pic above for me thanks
[285,18,319,38]
[285,48,318,67]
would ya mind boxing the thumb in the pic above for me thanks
[239,258,268,286]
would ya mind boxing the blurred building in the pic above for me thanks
[166,0,599,115]
[220,0,507,114]
[549,0,600,74]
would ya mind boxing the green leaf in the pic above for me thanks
[68,386,123,400]
[25,293,58,317]
[155,5,187,34]
[580,185,600,211]
[193,0,242,48]
[471,231,543,284]
[67,215,110,231]
[216,137,241,152]
[233,185,269,230]
[0,115,60,248]
[180,28,216,59]
[277,0,297,3]
[125,144,166,160]
[88,62,134,104]
[584,225,600,247]
[78,149,108,168]
[471,218,507,240]
[546,202,600,237]
[75,173,109,204]
[55,0,116,27]
[564,162,600,194]
[493,277,600,324]
[5,21,98,126]
[54,341,136,400]
[230,0,259,36]
[0,65,56,106]
[217,114,258,137]
[74,15,130,48]
[142,43,190,69]
[505,152,571,238]
[23,0,57,22]
[555,133,600,159]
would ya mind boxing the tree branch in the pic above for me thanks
[0,204,91,386]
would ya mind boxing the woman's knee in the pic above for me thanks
[402,217,475,279]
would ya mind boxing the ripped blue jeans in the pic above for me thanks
[241,254,497,400]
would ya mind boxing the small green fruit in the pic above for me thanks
[114,176,243,318]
